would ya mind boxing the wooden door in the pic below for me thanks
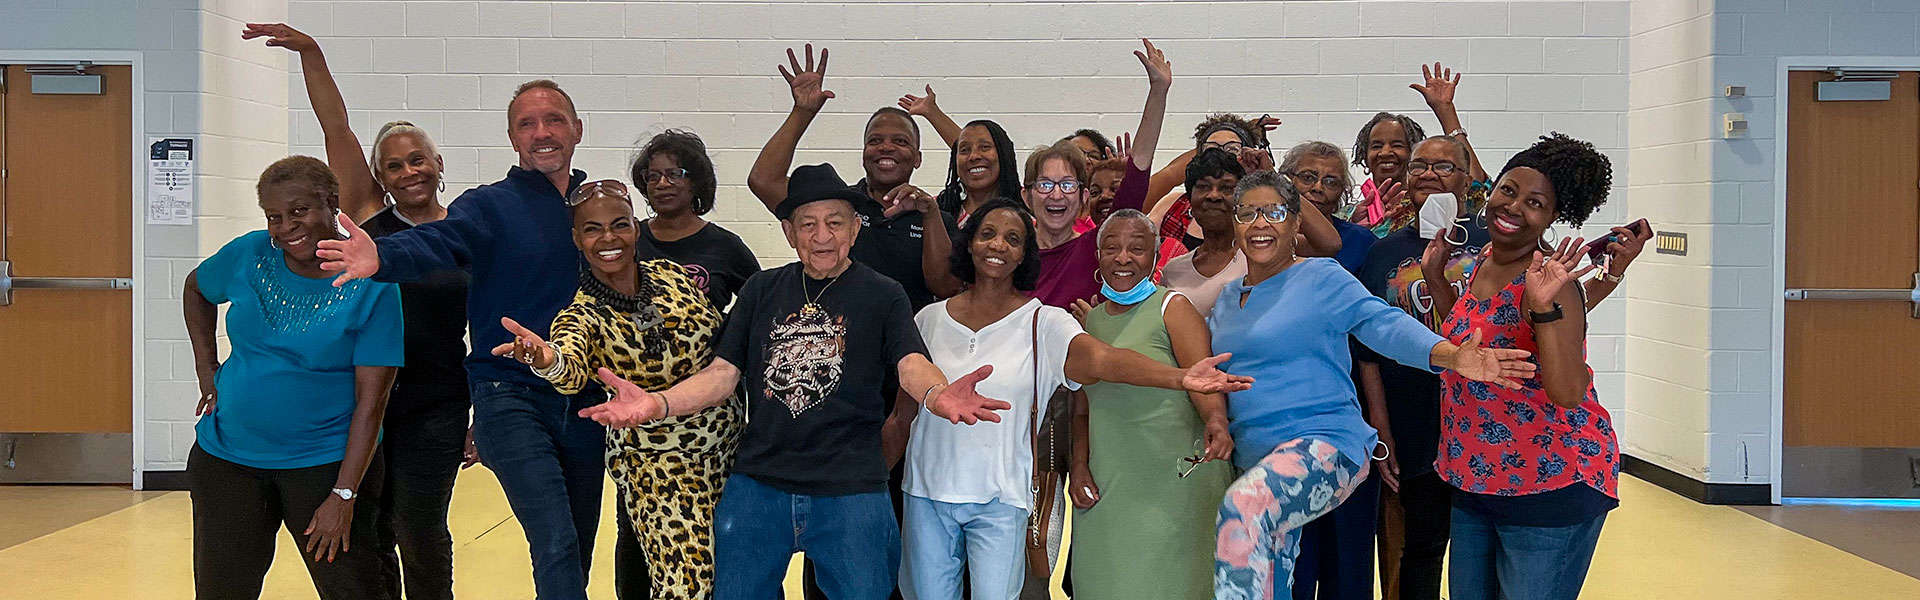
[1782,70,1920,498]
[0,64,133,433]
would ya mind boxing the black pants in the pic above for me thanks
[1293,471,1380,599]
[376,397,468,600]
[189,444,391,600]
[615,505,653,600]
[1382,472,1453,600]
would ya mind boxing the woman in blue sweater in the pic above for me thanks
[1207,170,1536,600]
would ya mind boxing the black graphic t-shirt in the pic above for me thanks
[360,206,471,419]
[717,261,929,496]
[635,220,761,314]
[1355,220,1489,479]
[846,178,960,310]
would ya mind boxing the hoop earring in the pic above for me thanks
[438,179,446,193]
[1538,223,1558,251]
[267,235,280,250]
[1093,268,1103,288]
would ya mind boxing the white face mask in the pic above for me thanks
[1418,193,1459,240]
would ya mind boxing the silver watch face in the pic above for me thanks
[333,488,354,500]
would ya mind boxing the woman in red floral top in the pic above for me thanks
[1421,133,1619,600]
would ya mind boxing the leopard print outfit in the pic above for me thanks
[541,260,741,600]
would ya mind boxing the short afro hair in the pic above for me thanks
[1185,147,1246,193]
[632,129,718,216]
[1232,169,1302,216]
[1498,132,1613,228]
[257,155,339,207]
[949,198,1042,291]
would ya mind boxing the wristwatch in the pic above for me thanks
[1528,302,1565,324]
[331,487,357,501]
[1599,270,1625,284]
[1447,128,1468,138]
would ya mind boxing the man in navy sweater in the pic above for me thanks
[318,79,600,600]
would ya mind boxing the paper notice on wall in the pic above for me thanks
[146,138,194,225]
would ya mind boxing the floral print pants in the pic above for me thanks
[1215,437,1368,600]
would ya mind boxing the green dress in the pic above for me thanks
[1070,287,1232,600]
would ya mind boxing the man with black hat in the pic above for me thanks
[575,163,1010,600]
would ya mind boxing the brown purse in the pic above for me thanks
[1024,310,1062,581]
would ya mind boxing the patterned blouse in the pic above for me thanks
[1435,258,1620,499]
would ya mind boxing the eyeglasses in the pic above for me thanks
[1232,203,1292,224]
[640,168,689,185]
[1028,179,1081,194]
[1202,140,1246,155]
[1285,170,1344,191]
[1406,161,1459,176]
[1175,439,1208,478]
[566,179,632,207]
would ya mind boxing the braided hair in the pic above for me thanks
[1350,112,1427,169]
[936,119,1023,217]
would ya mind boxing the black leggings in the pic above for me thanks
[376,398,468,600]
[188,444,391,600]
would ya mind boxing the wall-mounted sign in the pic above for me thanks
[146,138,193,225]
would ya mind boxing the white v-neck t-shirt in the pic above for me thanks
[904,298,1086,510]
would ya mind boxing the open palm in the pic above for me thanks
[778,44,834,113]
[1524,239,1594,312]
[1410,62,1461,106]
[1183,353,1255,394]
[1135,38,1173,88]
[930,365,1014,425]
[1451,329,1537,389]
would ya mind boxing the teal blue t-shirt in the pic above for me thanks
[194,231,404,469]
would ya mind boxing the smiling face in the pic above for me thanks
[1365,120,1410,182]
[1484,166,1558,248]
[507,87,583,176]
[259,182,339,265]
[639,152,692,218]
[1023,157,1085,237]
[1233,185,1299,270]
[374,133,444,210]
[1084,166,1125,223]
[1096,217,1156,294]
[955,124,1001,194]
[863,112,922,189]
[969,206,1029,284]
[571,195,639,280]
[781,199,859,276]
[1406,138,1469,209]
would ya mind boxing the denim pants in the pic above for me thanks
[1291,469,1379,600]
[1447,506,1606,600]
[714,473,899,600]
[899,495,1028,600]
[188,444,392,600]
[375,395,468,600]
[470,380,606,600]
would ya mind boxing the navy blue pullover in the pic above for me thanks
[372,166,586,388]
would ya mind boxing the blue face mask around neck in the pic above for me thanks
[1100,275,1158,305]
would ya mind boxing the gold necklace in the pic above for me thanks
[799,265,843,314]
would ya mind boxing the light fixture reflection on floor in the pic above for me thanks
[1780,497,1920,509]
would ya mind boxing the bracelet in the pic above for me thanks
[657,392,671,419]
[1447,128,1467,138]
[1599,270,1624,284]
[530,352,566,379]
[923,383,943,403]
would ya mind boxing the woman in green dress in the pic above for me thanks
[1067,209,1234,599]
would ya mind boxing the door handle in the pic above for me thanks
[0,260,134,306]
[1784,273,1920,318]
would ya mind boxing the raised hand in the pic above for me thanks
[576,368,665,428]
[1410,62,1461,107]
[1448,329,1538,389]
[1378,179,1413,225]
[1238,145,1275,173]
[315,213,378,287]
[1602,224,1650,274]
[897,85,939,118]
[1068,297,1096,326]
[1134,38,1173,89]
[240,22,318,54]
[778,43,834,114]
[880,183,936,219]
[929,365,1014,425]
[1420,229,1454,277]
[1182,353,1255,394]
[488,317,554,370]
[1524,240,1594,313]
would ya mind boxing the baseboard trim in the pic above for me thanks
[143,470,190,491]
[1623,454,1772,505]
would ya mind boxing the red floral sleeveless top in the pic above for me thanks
[1435,259,1620,499]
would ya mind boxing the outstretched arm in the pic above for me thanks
[747,44,835,213]
[1063,333,1252,394]
[245,23,382,222]
[1411,62,1489,182]
[899,85,963,147]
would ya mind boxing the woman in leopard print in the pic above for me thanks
[494,180,741,600]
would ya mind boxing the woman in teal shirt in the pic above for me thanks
[183,156,404,599]
[1208,170,1533,600]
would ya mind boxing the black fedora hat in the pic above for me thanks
[774,164,870,220]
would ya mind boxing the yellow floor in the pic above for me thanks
[1,471,1915,599]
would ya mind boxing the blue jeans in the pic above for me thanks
[898,494,1027,600]
[714,473,899,600]
[1447,506,1606,600]
[470,380,606,600]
